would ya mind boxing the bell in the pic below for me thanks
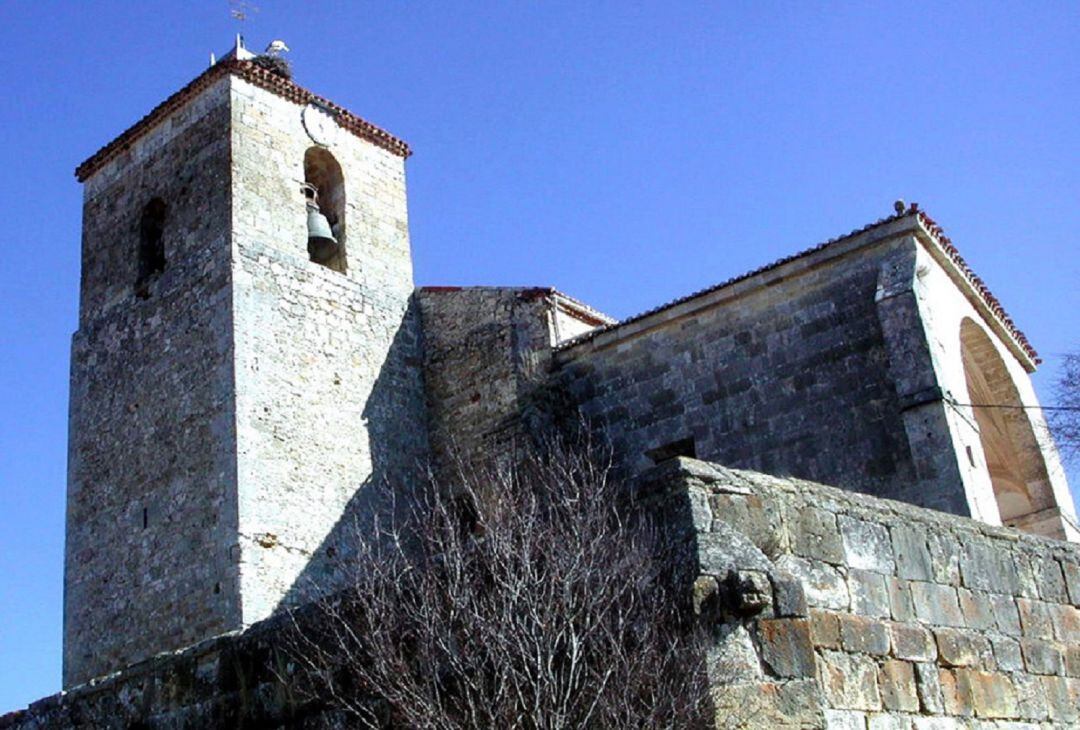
[306,203,339,263]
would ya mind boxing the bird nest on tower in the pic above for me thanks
[251,53,292,79]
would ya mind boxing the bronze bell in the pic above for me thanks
[306,203,338,263]
[302,182,339,263]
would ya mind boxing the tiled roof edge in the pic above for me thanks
[913,211,1039,366]
[554,210,1040,366]
[75,60,410,182]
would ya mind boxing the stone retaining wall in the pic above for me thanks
[651,458,1080,728]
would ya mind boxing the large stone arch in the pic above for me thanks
[958,318,1054,530]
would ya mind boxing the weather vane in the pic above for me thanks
[229,0,259,23]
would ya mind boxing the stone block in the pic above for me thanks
[709,492,787,559]
[938,668,974,717]
[710,623,764,684]
[1020,638,1064,675]
[957,588,996,631]
[1066,645,1080,678]
[838,614,890,656]
[1032,555,1068,604]
[822,709,866,730]
[926,531,961,586]
[1062,560,1080,607]
[959,540,1019,594]
[988,594,1022,636]
[914,661,944,714]
[775,555,849,611]
[697,523,773,576]
[878,659,919,712]
[889,621,936,662]
[710,678,823,728]
[1016,598,1053,640]
[1011,672,1049,721]
[818,649,882,711]
[771,570,808,618]
[885,577,915,622]
[1011,552,1042,599]
[934,628,990,668]
[910,581,965,627]
[810,609,841,649]
[1042,675,1080,724]
[891,525,932,581]
[792,506,844,564]
[1048,602,1080,643]
[839,516,895,574]
[848,569,890,618]
[866,715,908,730]
[758,618,816,678]
[958,669,1019,719]
[989,634,1024,672]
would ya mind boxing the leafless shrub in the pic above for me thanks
[281,435,711,729]
[1049,351,1080,465]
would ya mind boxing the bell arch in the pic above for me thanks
[303,147,347,272]
[958,318,1053,531]
[135,197,167,297]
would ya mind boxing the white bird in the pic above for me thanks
[265,39,290,55]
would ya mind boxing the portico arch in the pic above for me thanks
[959,318,1053,531]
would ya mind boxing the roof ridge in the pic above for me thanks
[75,60,409,182]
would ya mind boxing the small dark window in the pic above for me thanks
[646,437,697,464]
[142,507,148,529]
[136,198,167,297]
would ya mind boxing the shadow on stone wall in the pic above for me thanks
[276,296,430,612]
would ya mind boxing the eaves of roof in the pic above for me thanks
[75,59,410,182]
[554,210,1040,369]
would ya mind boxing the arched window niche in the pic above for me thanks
[958,318,1054,533]
[135,197,166,298]
[303,147,347,273]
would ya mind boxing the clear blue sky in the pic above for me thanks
[0,1,1076,711]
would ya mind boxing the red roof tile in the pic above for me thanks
[75,60,410,182]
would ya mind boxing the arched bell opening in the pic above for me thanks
[303,147,347,273]
[135,197,167,298]
[959,318,1053,533]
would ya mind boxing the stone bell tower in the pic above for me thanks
[64,43,429,687]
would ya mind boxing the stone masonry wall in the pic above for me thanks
[228,76,429,624]
[65,76,240,688]
[417,287,556,474]
[554,231,927,505]
[652,458,1080,728]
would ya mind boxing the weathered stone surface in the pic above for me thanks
[957,588,996,631]
[960,540,1020,594]
[810,609,841,649]
[1042,675,1080,724]
[1062,560,1080,607]
[926,532,962,587]
[710,624,764,684]
[839,516,895,574]
[819,650,882,711]
[823,708,866,729]
[885,577,916,622]
[775,555,850,611]
[934,628,991,668]
[988,593,1023,636]
[793,506,845,564]
[914,661,944,714]
[989,634,1024,672]
[1020,638,1064,675]
[758,618,816,678]
[711,679,823,728]
[878,659,919,712]
[1032,555,1069,604]
[1015,598,1054,640]
[1048,602,1080,642]
[698,522,774,577]
[961,669,1019,719]
[848,569,891,618]
[889,622,936,662]
[1011,672,1049,721]
[838,614,890,656]
[891,525,933,581]
[910,581,965,627]
[938,668,974,717]
[771,570,809,618]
